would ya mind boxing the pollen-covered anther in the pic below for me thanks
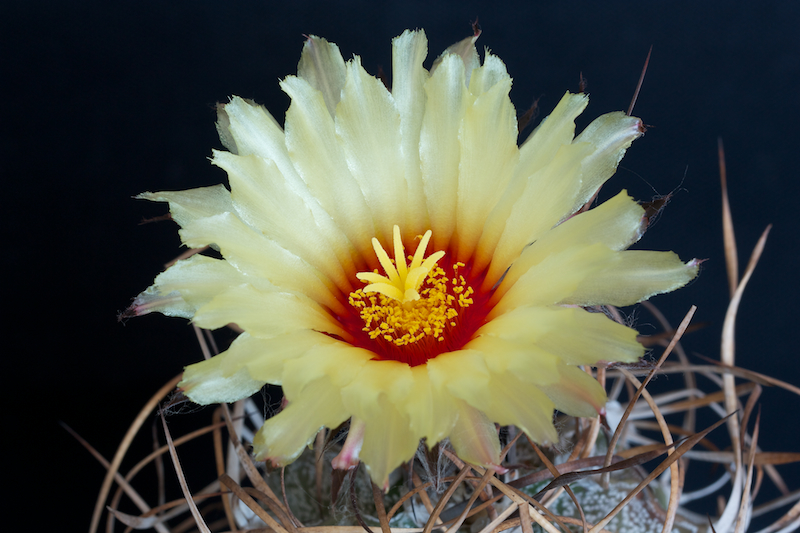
[350,226,473,347]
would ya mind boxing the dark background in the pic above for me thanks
[5,1,799,529]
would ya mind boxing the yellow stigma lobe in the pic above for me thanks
[356,226,445,303]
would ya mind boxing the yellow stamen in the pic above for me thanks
[350,227,473,348]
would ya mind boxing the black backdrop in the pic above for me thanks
[5,1,799,529]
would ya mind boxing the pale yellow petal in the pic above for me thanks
[467,52,509,96]
[224,96,359,260]
[541,190,646,251]
[192,284,345,338]
[463,336,561,385]
[537,308,643,365]
[448,400,502,469]
[179,211,344,313]
[495,190,646,293]
[132,254,255,318]
[179,331,336,404]
[221,96,283,160]
[561,250,699,307]
[538,365,607,418]
[429,348,566,446]
[431,32,480,85]
[341,360,415,420]
[427,350,491,399]
[219,330,338,384]
[392,30,430,234]
[340,363,421,488]
[215,150,352,291]
[282,75,375,261]
[180,346,266,405]
[455,59,519,263]
[494,245,697,314]
[215,103,238,154]
[479,305,643,366]
[130,289,192,319]
[137,185,233,231]
[335,57,406,242]
[297,35,347,116]
[570,111,644,210]
[479,142,592,284]
[280,342,372,400]
[222,96,357,270]
[517,92,589,172]
[359,403,420,489]
[475,92,589,272]
[478,112,643,285]
[420,54,466,250]
[253,376,350,466]
[403,365,459,446]
[475,372,559,444]
[426,351,505,461]
[491,243,616,315]
[221,97,288,165]
[466,335,608,418]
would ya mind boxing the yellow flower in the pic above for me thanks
[131,30,698,488]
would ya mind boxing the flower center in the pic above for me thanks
[345,226,487,367]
